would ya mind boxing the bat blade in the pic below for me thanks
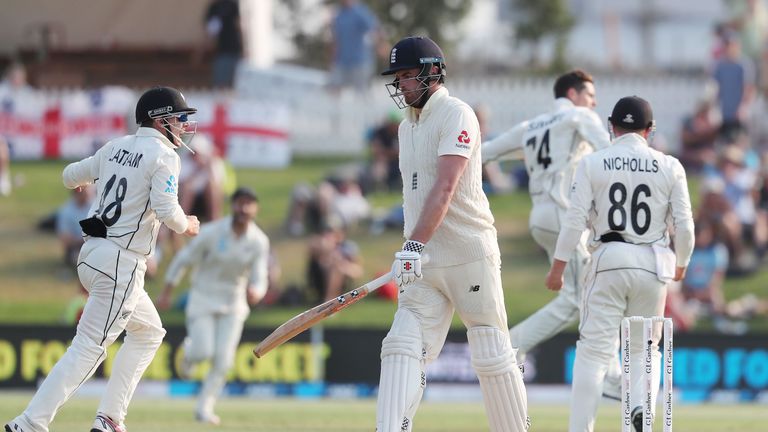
[253,272,392,358]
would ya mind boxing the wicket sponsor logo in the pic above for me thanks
[645,393,653,425]
[665,340,673,375]
[664,393,673,426]
[645,339,653,374]
[622,337,631,374]
[623,397,631,426]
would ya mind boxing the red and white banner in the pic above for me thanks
[0,86,133,160]
[0,87,291,168]
[189,95,291,168]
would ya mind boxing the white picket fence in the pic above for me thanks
[236,65,712,156]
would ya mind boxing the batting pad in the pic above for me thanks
[468,326,530,431]
[377,310,425,432]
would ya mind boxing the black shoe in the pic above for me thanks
[631,406,643,432]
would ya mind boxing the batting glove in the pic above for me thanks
[392,240,424,288]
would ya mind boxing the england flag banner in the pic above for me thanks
[0,86,132,160]
[190,95,291,168]
[0,87,291,168]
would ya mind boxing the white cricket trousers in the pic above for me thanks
[509,199,588,361]
[569,242,667,432]
[184,312,246,417]
[12,238,165,432]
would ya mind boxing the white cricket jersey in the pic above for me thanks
[164,217,270,316]
[399,87,499,266]
[62,127,189,257]
[483,98,610,208]
[554,133,695,266]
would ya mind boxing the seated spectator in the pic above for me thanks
[369,204,404,235]
[166,135,230,254]
[664,280,699,332]
[476,104,514,195]
[726,293,768,320]
[679,98,720,173]
[56,186,94,267]
[361,110,401,193]
[0,135,10,196]
[306,220,363,302]
[179,135,227,223]
[682,220,729,316]
[286,167,371,236]
[702,145,766,272]
[56,186,94,325]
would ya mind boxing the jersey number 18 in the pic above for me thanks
[96,174,128,227]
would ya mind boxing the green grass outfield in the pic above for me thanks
[1,159,767,331]
[0,392,766,431]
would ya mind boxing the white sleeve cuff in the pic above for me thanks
[553,227,584,262]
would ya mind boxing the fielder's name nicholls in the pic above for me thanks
[603,156,659,173]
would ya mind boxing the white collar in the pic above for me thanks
[406,86,449,123]
[136,127,176,150]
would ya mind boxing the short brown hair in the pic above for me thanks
[553,69,593,99]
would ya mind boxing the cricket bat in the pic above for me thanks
[253,271,393,358]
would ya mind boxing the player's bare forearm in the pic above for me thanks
[410,182,452,243]
[409,155,467,243]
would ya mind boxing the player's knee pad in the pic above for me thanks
[377,309,425,432]
[467,326,530,431]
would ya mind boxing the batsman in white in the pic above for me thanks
[4,86,201,432]
[157,187,270,425]
[545,96,695,432]
[377,36,529,432]
[483,70,626,396]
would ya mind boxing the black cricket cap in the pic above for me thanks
[231,187,258,203]
[609,96,653,130]
[381,36,445,76]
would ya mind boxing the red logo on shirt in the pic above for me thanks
[458,130,470,144]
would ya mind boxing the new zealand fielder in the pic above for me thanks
[483,70,623,397]
[5,86,200,432]
[545,96,695,432]
[159,187,270,426]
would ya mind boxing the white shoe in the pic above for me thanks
[90,414,126,432]
[179,356,196,380]
[195,412,221,426]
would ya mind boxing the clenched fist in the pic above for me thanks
[184,215,200,236]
